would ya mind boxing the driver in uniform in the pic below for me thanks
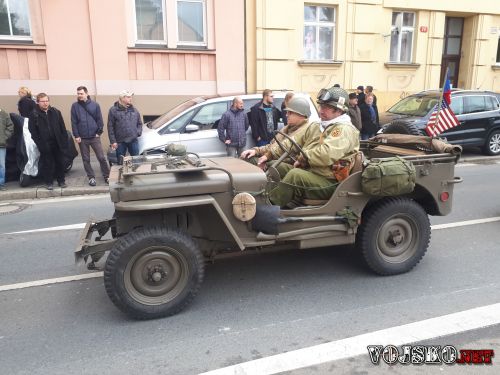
[240,96,319,173]
[263,86,360,208]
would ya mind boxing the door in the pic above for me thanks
[440,17,463,88]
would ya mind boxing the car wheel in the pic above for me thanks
[356,197,430,275]
[104,226,205,319]
[383,121,423,136]
[482,130,500,156]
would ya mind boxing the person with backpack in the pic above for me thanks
[71,86,110,186]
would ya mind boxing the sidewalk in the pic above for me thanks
[0,150,499,202]
[0,157,109,201]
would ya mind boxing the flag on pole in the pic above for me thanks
[443,71,452,105]
[425,99,460,137]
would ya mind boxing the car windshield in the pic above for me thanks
[387,95,439,117]
[149,97,207,130]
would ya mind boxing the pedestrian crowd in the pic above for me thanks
[0,87,142,191]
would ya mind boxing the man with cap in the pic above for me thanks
[240,96,319,170]
[347,92,362,131]
[108,90,143,164]
[266,86,360,208]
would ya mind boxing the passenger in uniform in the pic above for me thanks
[265,87,360,208]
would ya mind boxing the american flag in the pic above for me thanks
[425,99,460,137]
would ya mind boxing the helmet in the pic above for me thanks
[316,86,349,112]
[284,97,311,118]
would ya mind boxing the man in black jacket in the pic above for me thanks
[28,93,69,190]
[248,89,281,146]
[71,86,109,186]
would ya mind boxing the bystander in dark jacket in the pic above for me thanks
[71,86,110,186]
[248,89,281,146]
[359,93,379,140]
[108,90,143,164]
[0,108,14,190]
[28,93,69,189]
[347,93,362,131]
[217,97,249,157]
[17,87,36,118]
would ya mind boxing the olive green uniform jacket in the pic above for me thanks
[267,114,360,179]
[252,119,319,159]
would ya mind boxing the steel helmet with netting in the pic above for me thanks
[284,96,311,118]
[316,86,349,112]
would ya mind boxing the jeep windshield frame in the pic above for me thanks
[387,94,439,117]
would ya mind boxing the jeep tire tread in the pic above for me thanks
[356,197,430,275]
[104,226,204,320]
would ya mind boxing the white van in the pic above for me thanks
[108,92,319,163]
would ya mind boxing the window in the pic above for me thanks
[303,5,335,60]
[0,0,31,40]
[134,0,166,44]
[450,97,464,115]
[177,0,206,45]
[189,102,227,130]
[464,96,488,114]
[390,11,415,63]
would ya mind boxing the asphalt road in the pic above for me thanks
[0,161,499,374]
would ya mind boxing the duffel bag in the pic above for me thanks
[361,156,416,196]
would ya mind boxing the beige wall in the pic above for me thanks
[246,0,500,112]
[0,0,246,145]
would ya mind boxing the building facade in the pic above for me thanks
[246,0,500,110]
[0,0,245,139]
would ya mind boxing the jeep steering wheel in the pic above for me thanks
[270,130,308,169]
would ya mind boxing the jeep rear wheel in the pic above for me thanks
[104,226,204,319]
[383,121,423,136]
[482,130,500,156]
[356,197,430,275]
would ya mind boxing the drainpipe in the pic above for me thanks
[87,0,98,98]
[244,0,248,94]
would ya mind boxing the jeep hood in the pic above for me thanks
[109,157,267,203]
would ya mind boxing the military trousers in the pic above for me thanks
[268,164,338,207]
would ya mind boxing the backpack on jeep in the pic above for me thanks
[361,156,416,196]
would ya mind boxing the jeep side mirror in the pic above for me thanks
[185,124,200,133]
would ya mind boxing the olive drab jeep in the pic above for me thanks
[75,132,462,320]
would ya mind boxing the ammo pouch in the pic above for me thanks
[361,156,416,196]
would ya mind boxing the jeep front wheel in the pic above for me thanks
[356,198,430,275]
[104,226,204,319]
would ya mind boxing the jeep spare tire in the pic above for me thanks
[383,121,423,136]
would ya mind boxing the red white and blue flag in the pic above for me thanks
[425,71,460,137]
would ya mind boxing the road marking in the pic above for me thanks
[431,216,500,230]
[4,223,86,234]
[3,216,500,236]
[199,303,500,375]
[6,194,108,206]
[0,272,103,292]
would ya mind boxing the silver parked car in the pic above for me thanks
[108,92,319,163]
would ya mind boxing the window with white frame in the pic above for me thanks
[0,0,31,40]
[177,0,206,45]
[303,5,335,60]
[134,0,166,44]
[390,11,415,63]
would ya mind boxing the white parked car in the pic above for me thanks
[108,92,319,163]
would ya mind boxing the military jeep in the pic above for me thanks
[75,133,462,319]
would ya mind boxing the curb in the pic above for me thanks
[0,186,109,201]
